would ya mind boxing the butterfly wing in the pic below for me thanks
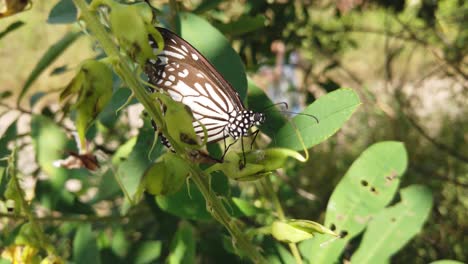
[145,27,245,143]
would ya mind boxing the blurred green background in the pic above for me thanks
[0,0,467,263]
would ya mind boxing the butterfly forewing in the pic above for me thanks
[145,27,265,148]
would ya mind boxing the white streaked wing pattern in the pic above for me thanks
[145,30,235,143]
[144,27,265,148]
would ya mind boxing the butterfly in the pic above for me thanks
[144,27,265,159]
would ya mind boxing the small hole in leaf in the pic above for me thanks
[7,206,13,213]
[339,230,348,238]
[330,223,336,231]
[371,187,376,193]
[360,180,368,186]
[120,157,126,161]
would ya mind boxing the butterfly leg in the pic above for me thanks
[240,136,246,169]
[250,129,260,150]
[221,140,237,161]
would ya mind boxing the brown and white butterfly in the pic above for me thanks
[144,27,265,151]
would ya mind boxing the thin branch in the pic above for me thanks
[261,176,303,264]
[400,110,468,164]
[0,212,131,223]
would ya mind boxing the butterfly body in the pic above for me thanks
[145,27,265,147]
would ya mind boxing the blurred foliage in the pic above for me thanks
[0,0,466,263]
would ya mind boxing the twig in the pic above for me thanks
[261,176,303,264]
[403,114,468,164]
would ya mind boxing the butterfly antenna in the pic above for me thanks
[262,102,289,112]
[281,111,319,124]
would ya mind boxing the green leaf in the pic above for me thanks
[156,181,211,220]
[300,141,407,263]
[62,60,113,150]
[0,21,24,40]
[351,185,433,263]
[271,88,361,150]
[29,92,46,108]
[176,12,247,100]
[0,90,13,100]
[156,171,228,220]
[215,15,267,36]
[230,197,265,217]
[117,121,161,209]
[144,153,189,196]
[193,0,223,14]
[47,0,77,24]
[98,87,133,128]
[0,121,17,167]
[111,228,129,258]
[73,224,101,264]
[18,31,81,104]
[133,241,162,264]
[168,222,196,264]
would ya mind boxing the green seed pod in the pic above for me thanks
[271,219,337,243]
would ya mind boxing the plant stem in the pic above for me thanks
[8,147,55,255]
[72,0,266,262]
[262,176,303,264]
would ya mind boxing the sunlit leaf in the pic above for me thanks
[351,185,433,263]
[301,141,407,263]
[271,88,361,150]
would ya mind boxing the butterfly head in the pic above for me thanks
[227,110,265,139]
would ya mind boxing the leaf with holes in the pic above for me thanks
[300,141,407,264]
[351,185,433,263]
[271,88,360,150]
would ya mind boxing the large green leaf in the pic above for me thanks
[175,12,247,100]
[18,31,81,104]
[117,120,161,210]
[300,141,408,263]
[271,88,360,150]
[351,185,433,263]
[73,224,101,264]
